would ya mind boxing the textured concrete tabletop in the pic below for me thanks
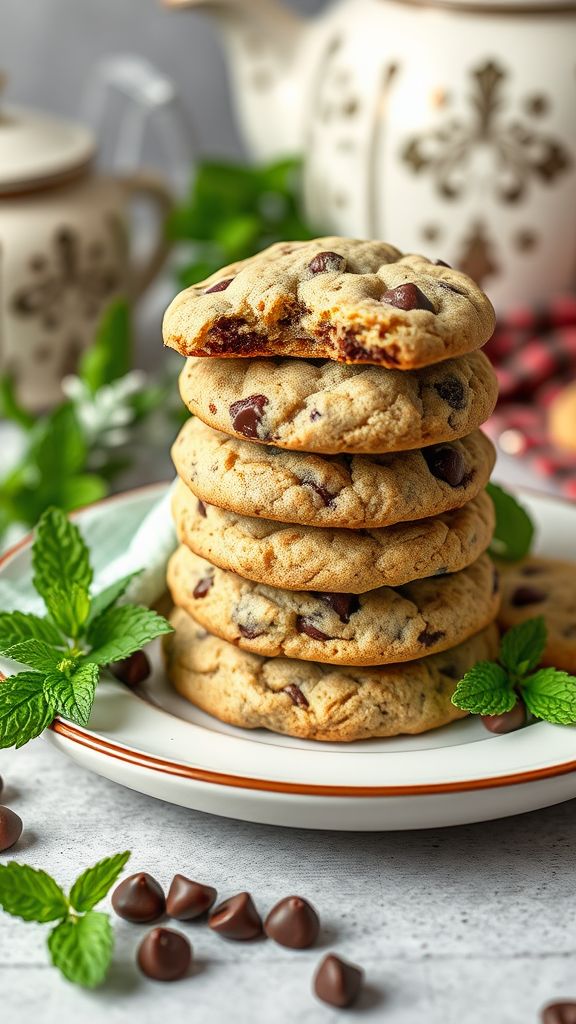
[0,738,574,1023]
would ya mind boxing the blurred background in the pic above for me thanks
[1,0,575,549]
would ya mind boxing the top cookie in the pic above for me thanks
[163,237,496,370]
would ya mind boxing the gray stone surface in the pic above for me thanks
[0,738,574,1022]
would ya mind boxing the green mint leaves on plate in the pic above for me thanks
[452,617,576,725]
[0,507,173,749]
[0,851,130,988]
[487,482,535,562]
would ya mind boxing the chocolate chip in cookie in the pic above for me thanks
[381,282,435,313]
[229,394,269,439]
[422,445,468,487]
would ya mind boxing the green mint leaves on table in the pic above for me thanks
[0,851,130,988]
[452,617,576,725]
[487,482,535,562]
[0,507,173,749]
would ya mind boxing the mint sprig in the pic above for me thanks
[0,852,130,988]
[452,617,576,725]
[487,482,535,562]
[0,507,173,748]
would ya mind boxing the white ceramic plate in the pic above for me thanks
[2,484,576,831]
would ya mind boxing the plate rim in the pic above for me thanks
[3,481,576,799]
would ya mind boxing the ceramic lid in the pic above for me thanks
[0,91,94,194]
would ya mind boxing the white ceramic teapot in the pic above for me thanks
[0,85,172,409]
[170,0,576,311]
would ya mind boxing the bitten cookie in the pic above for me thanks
[178,350,498,454]
[172,419,496,529]
[498,557,576,673]
[164,609,500,741]
[167,547,500,666]
[163,237,496,370]
[172,480,495,592]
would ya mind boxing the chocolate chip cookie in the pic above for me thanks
[164,609,500,740]
[163,237,496,370]
[178,350,498,454]
[167,546,499,666]
[173,479,495,592]
[172,419,496,529]
[499,557,576,673]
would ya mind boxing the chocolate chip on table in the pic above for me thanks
[109,651,151,687]
[434,375,466,410]
[422,444,467,487]
[204,277,234,294]
[308,251,347,274]
[541,1002,576,1024]
[482,701,526,734]
[316,592,360,623]
[283,684,309,708]
[193,576,213,599]
[208,892,263,940]
[264,896,320,949]
[296,617,331,642]
[166,875,217,921]
[229,394,269,439]
[137,927,191,981]
[511,585,546,607]
[0,806,23,852]
[313,953,364,1008]
[417,627,446,648]
[112,872,166,923]
[381,282,435,313]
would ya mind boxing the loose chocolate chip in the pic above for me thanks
[193,576,213,599]
[313,953,364,1008]
[238,624,265,639]
[197,499,207,518]
[264,896,320,949]
[137,927,191,981]
[434,375,466,410]
[229,394,269,439]
[296,617,331,642]
[283,684,309,708]
[208,892,262,940]
[308,251,346,274]
[434,258,452,268]
[316,592,360,623]
[112,872,166,923]
[205,277,234,294]
[422,445,467,487]
[0,806,22,852]
[542,1002,576,1024]
[482,701,526,735]
[417,627,446,648]
[166,875,217,921]
[511,586,546,607]
[109,651,151,688]
[381,282,435,313]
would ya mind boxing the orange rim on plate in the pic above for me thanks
[2,483,576,799]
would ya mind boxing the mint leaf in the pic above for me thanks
[43,663,99,727]
[522,668,576,725]
[78,299,131,396]
[487,482,535,562]
[87,572,140,627]
[86,604,173,665]
[500,616,547,675]
[69,851,131,913]
[0,672,55,749]
[0,638,63,673]
[48,911,113,988]
[0,863,68,922]
[32,506,93,602]
[0,611,63,649]
[452,662,516,716]
[43,583,91,640]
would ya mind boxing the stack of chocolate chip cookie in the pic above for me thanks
[162,237,501,741]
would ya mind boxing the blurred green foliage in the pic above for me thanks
[167,157,314,286]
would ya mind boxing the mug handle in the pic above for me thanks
[121,171,174,298]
